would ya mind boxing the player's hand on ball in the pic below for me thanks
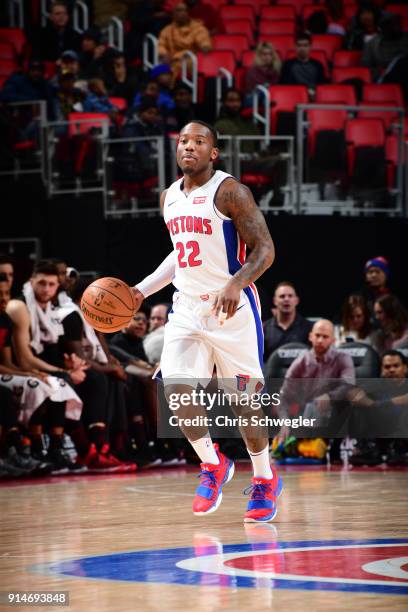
[212,280,241,324]
[131,287,145,314]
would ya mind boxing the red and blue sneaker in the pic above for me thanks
[193,444,235,516]
[243,469,283,523]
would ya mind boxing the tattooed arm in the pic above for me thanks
[212,178,275,320]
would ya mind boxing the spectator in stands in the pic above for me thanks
[245,42,281,96]
[132,76,175,114]
[158,2,212,81]
[326,0,346,36]
[349,349,408,466]
[215,89,261,153]
[83,78,120,120]
[79,27,106,80]
[126,0,171,60]
[336,294,376,345]
[103,51,139,107]
[373,294,408,352]
[143,303,169,365]
[0,60,56,118]
[362,13,408,80]
[348,3,381,50]
[280,32,326,90]
[0,254,14,290]
[359,256,391,316]
[54,71,86,120]
[306,9,329,35]
[264,281,313,362]
[185,0,225,35]
[51,50,82,88]
[164,81,198,133]
[277,319,355,442]
[32,0,81,62]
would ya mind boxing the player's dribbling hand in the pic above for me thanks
[212,280,241,325]
[130,287,145,314]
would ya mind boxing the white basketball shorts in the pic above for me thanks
[160,289,264,393]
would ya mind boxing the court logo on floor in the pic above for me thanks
[30,538,408,595]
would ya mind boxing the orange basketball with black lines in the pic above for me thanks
[80,277,136,333]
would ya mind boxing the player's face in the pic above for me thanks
[309,323,334,356]
[0,263,14,288]
[177,124,218,175]
[0,281,10,312]
[274,285,299,315]
[381,355,407,380]
[31,274,59,304]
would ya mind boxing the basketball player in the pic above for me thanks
[132,121,282,522]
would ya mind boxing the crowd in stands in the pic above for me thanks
[0,252,406,479]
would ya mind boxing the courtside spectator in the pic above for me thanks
[264,282,313,362]
[143,304,169,364]
[336,295,376,345]
[0,255,14,290]
[158,2,212,81]
[280,32,326,89]
[245,42,281,96]
[32,1,80,62]
[358,256,391,317]
[373,295,408,353]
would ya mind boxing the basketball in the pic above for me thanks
[80,277,136,333]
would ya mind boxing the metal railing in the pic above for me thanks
[296,103,405,215]
[143,34,159,72]
[103,136,166,217]
[181,52,234,108]
[0,237,42,261]
[7,0,24,28]
[106,16,124,51]
[0,101,47,181]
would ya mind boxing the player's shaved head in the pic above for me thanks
[180,121,218,147]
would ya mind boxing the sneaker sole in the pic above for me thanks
[243,476,283,523]
[194,460,235,516]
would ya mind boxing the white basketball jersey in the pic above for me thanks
[163,170,259,306]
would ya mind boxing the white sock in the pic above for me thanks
[190,436,219,465]
[248,444,273,479]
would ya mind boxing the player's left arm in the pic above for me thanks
[213,179,275,319]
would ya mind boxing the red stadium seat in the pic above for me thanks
[386,4,408,18]
[311,35,343,61]
[259,20,296,36]
[0,42,15,62]
[234,0,269,14]
[268,84,309,133]
[258,35,295,60]
[302,5,328,23]
[385,133,400,189]
[286,49,330,78]
[109,97,127,111]
[197,50,236,77]
[307,108,347,155]
[241,50,255,68]
[315,84,357,106]
[362,84,404,108]
[212,34,250,61]
[345,118,385,174]
[0,59,16,80]
[260,6,297,21]
[276,0,313,16]
[332,66,371,84]
[0,28,26,56]
[333,50,361,68]
[357,103,400,130]
[224,20,255,45]
[344,2,358,22]
[220,5,256,27]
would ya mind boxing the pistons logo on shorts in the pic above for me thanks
[236,374,250,392]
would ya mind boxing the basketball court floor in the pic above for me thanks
[1,464,407,611]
